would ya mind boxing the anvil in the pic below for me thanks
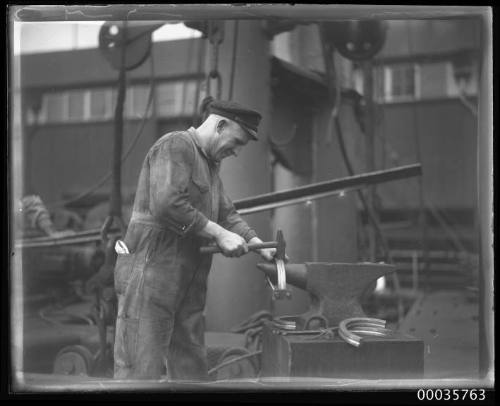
[257,262,395,329]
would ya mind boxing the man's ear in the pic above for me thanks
[216,119,228,133]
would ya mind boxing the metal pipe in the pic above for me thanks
[234,164,422,212]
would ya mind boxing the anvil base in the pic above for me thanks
[261,322,424,379]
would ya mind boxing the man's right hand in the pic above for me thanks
[215,229,248,257]
[198,220,249,257]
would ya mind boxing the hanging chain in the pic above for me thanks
[206,21,224,100]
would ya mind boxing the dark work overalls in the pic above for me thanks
[113,128,256,380]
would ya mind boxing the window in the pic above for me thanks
[420,62,448,99]
[156,79,205,118]
[45,92,68,123]
[355,59,477,103]
[90,88,112,120]
[446,60,478,97]
[26,109,36,125]
[354,63,420,103]
[157,82,183,117]
[182,80,206,116]
[67,90,87,122]
[385,63,419,102]
[125,85,152,119]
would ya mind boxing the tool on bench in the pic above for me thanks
[200,229,291,300]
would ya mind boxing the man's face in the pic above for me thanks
[211,120,250,161]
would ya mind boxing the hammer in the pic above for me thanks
[200,230,291,300]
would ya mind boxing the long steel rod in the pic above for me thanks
[15,164,421,249]
[234,164,421,211]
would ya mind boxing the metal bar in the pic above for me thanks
[234,164,422,211]
[16,232,121,249]
[15,165,420,249]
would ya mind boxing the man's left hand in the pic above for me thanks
[248,237,289,262]
[259,247,276,262]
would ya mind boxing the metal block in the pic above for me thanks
[261,322,424,379]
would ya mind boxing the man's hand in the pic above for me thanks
[248,236,287,262]
[215,229,248,257]
[198,221,248,257]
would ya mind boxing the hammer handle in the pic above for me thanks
[200,241,277,254]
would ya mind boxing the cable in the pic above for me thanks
[205,21,224,100]
[207,350,262,377]
[46,47,157,209]
[192,36,207,126]
[228,20,239,101]
[181,30,195,116]
[406,21,429,279]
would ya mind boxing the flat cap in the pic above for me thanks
[207,99,262,140]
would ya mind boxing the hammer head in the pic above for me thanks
[275,229,286,261]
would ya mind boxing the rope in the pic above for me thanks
[206,20,224,100]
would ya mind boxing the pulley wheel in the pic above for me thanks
[322,20,387,61]
[98,22,152,71]
[53,345,95,376]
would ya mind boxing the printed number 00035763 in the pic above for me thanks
[417,389,486,401]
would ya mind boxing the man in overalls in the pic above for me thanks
[113,99,275,381]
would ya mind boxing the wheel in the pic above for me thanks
[213,347,258,380]
[53,345,95,376]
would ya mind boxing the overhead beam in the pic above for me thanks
[11,5,488,22]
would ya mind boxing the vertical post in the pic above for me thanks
[363,59,377,261]
[477,12,493,382]
[150,45,159,140]
[21,98,32,196]
[11,47,24,389]
[109,25,128,233]
[204,20,272,331]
